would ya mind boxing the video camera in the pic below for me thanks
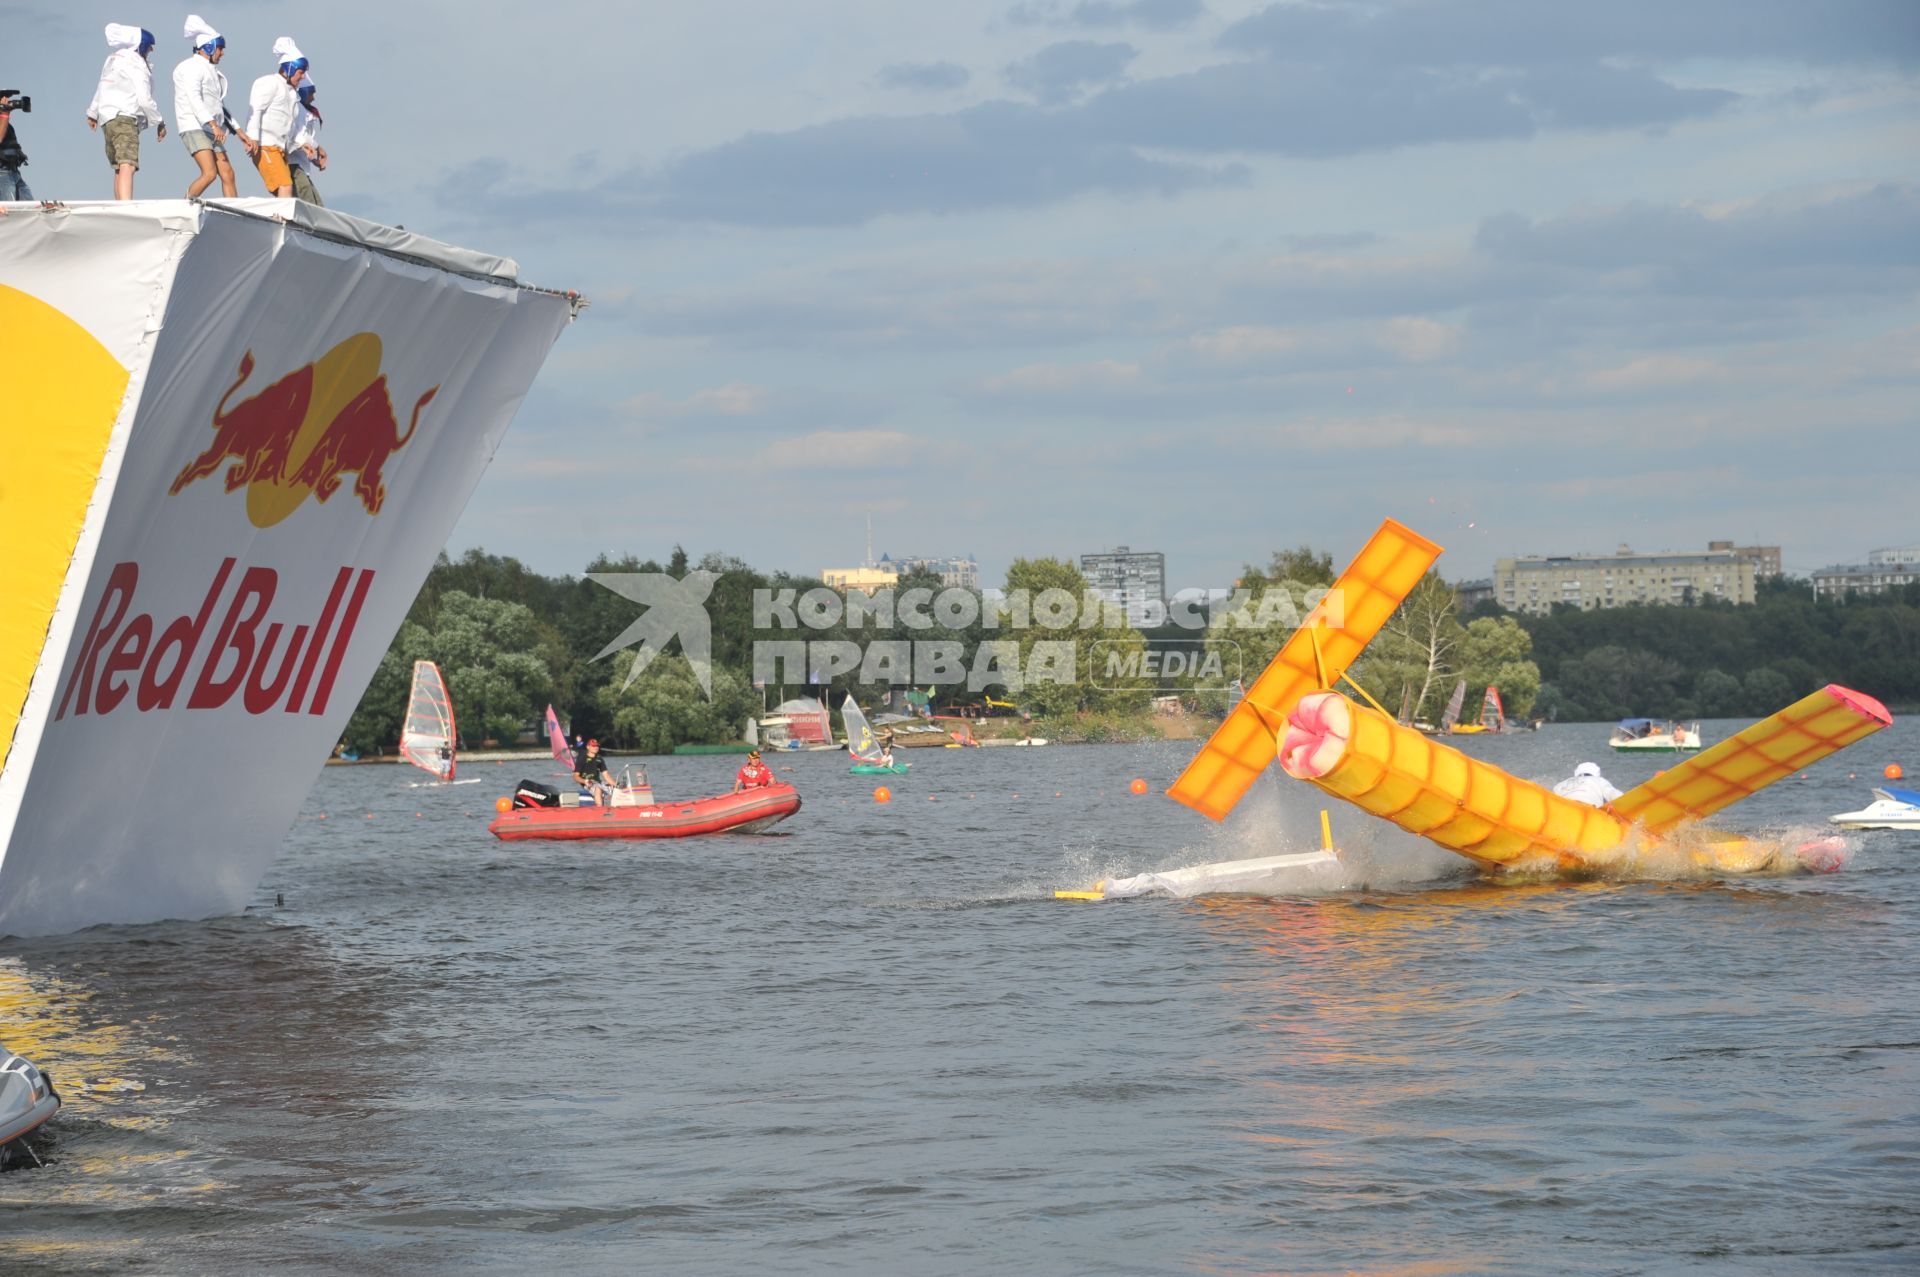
[0,92,29,112]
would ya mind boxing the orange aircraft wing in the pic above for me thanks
[1612,685,1892,834]
[1167,518,1443,821]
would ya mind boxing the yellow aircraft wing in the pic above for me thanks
[1167,518,1443,821]
[1612,685,1892,834]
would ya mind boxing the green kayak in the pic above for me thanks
[849,763,911,775]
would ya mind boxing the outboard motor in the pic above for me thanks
[512,779,561,809]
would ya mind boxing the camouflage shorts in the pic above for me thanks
[102,116,141,168]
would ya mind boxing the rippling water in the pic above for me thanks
[4,721,1918,1274]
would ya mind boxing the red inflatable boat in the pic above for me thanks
[488,783,802,841]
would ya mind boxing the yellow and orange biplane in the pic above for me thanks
[1170,519,1892,877]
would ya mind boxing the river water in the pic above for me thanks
[3,721,1917,1274]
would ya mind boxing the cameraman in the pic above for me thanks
[0,91,29,202]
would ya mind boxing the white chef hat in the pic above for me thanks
[183,15,222,46]
[104,23,143,49]
[272,36,306,65]
[1574,761,1601,778]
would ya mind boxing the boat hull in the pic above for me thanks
[1,1048,60,1150]
[488,784,801,841]
[849,764,911,775]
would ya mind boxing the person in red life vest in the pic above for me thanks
[733,749,772,794]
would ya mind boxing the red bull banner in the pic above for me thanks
[0,199,576,937]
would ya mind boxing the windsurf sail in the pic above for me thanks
[841,695,882,762]
[1440,679,1467,731]
[545,704,571,765]
[1480,686,1505,732]
[745,716,759,747]
[400,660,457,782]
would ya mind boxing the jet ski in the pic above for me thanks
[1829,786,1920,830]
[0,1045,60,1167]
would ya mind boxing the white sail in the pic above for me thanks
[1440,679,1467,730]
[399,660,456,781]
[841,694,882,762]
[745,716,759,746]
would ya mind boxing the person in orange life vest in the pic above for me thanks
[734,749,772,794]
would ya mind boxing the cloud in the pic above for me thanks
[1008,0,1206,31]
[878,61,970,92]
[1219,0,1920,70]
[977,358,1143,397]
[627,100,1237,226]
[622,382,768,422]
[743,429,948,473]
[1005,40,1138,104]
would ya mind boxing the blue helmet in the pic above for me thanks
[279,55,309,77]
[200,35,225,56]
[138,28,156,55]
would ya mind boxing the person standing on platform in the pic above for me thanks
[287,76,325,205]
[174,15,243,199]
[0,92,30,202]
[244,37,305,197]
[86,24,166,200]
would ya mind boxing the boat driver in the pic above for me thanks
[733,749,773,794]
[574,738,612,805]
[1553,761,1623,810]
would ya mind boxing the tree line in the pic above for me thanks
[341,547,1153,754]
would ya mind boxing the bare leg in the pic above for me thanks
[186,150,217,198]
[113,163,135,200]
[214,152,238,197]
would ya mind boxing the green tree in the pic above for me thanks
[1004,557,1149,716]
[596,650,758,753]
[1456,615,1539,719]
[1352,572,1463,722]
[1741,667,1794,717]
[1693,668,1744,717]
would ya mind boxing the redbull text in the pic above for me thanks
[55,559,376,720]
[168,334,439,528]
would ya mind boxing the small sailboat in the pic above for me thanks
[400,660,478,784]
[545,704,572,766]
[843,694,909,774]
[1480,685,1506,733]
[1442,679,1485,734]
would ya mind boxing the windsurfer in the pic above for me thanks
[733,749,772,794]
[574,738,612,804]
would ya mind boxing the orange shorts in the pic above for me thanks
[255,146,292,192]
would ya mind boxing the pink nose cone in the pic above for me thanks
[1279,691,1352,779]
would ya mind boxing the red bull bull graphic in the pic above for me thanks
[168,333,440,528]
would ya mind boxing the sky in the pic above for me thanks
[10,1,1919,592]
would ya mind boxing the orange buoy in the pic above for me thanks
[1887,763,1905,780]
[874,787,892,803]
[1129,778,1148,795]
[496,797,512,813]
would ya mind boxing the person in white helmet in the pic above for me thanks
[1553,761,1624,810]
[86,24,167,200]
[174,15,246,198]
[243,37,306,197]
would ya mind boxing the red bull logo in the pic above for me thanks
[168,333,439,528]
[55,558,375,721]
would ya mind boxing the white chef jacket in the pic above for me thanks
[1552,773,1624,808]
[173,55,230,134]
[246,74,299,150]
[88,48,163,128]
[288,105,321,170]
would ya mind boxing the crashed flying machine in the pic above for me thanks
[1168,519,1891,876]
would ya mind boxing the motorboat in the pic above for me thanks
[1829,786,1920,830]
[1609,717,1701,752]
[1,1046,60,1166]
[489,768,801,841]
